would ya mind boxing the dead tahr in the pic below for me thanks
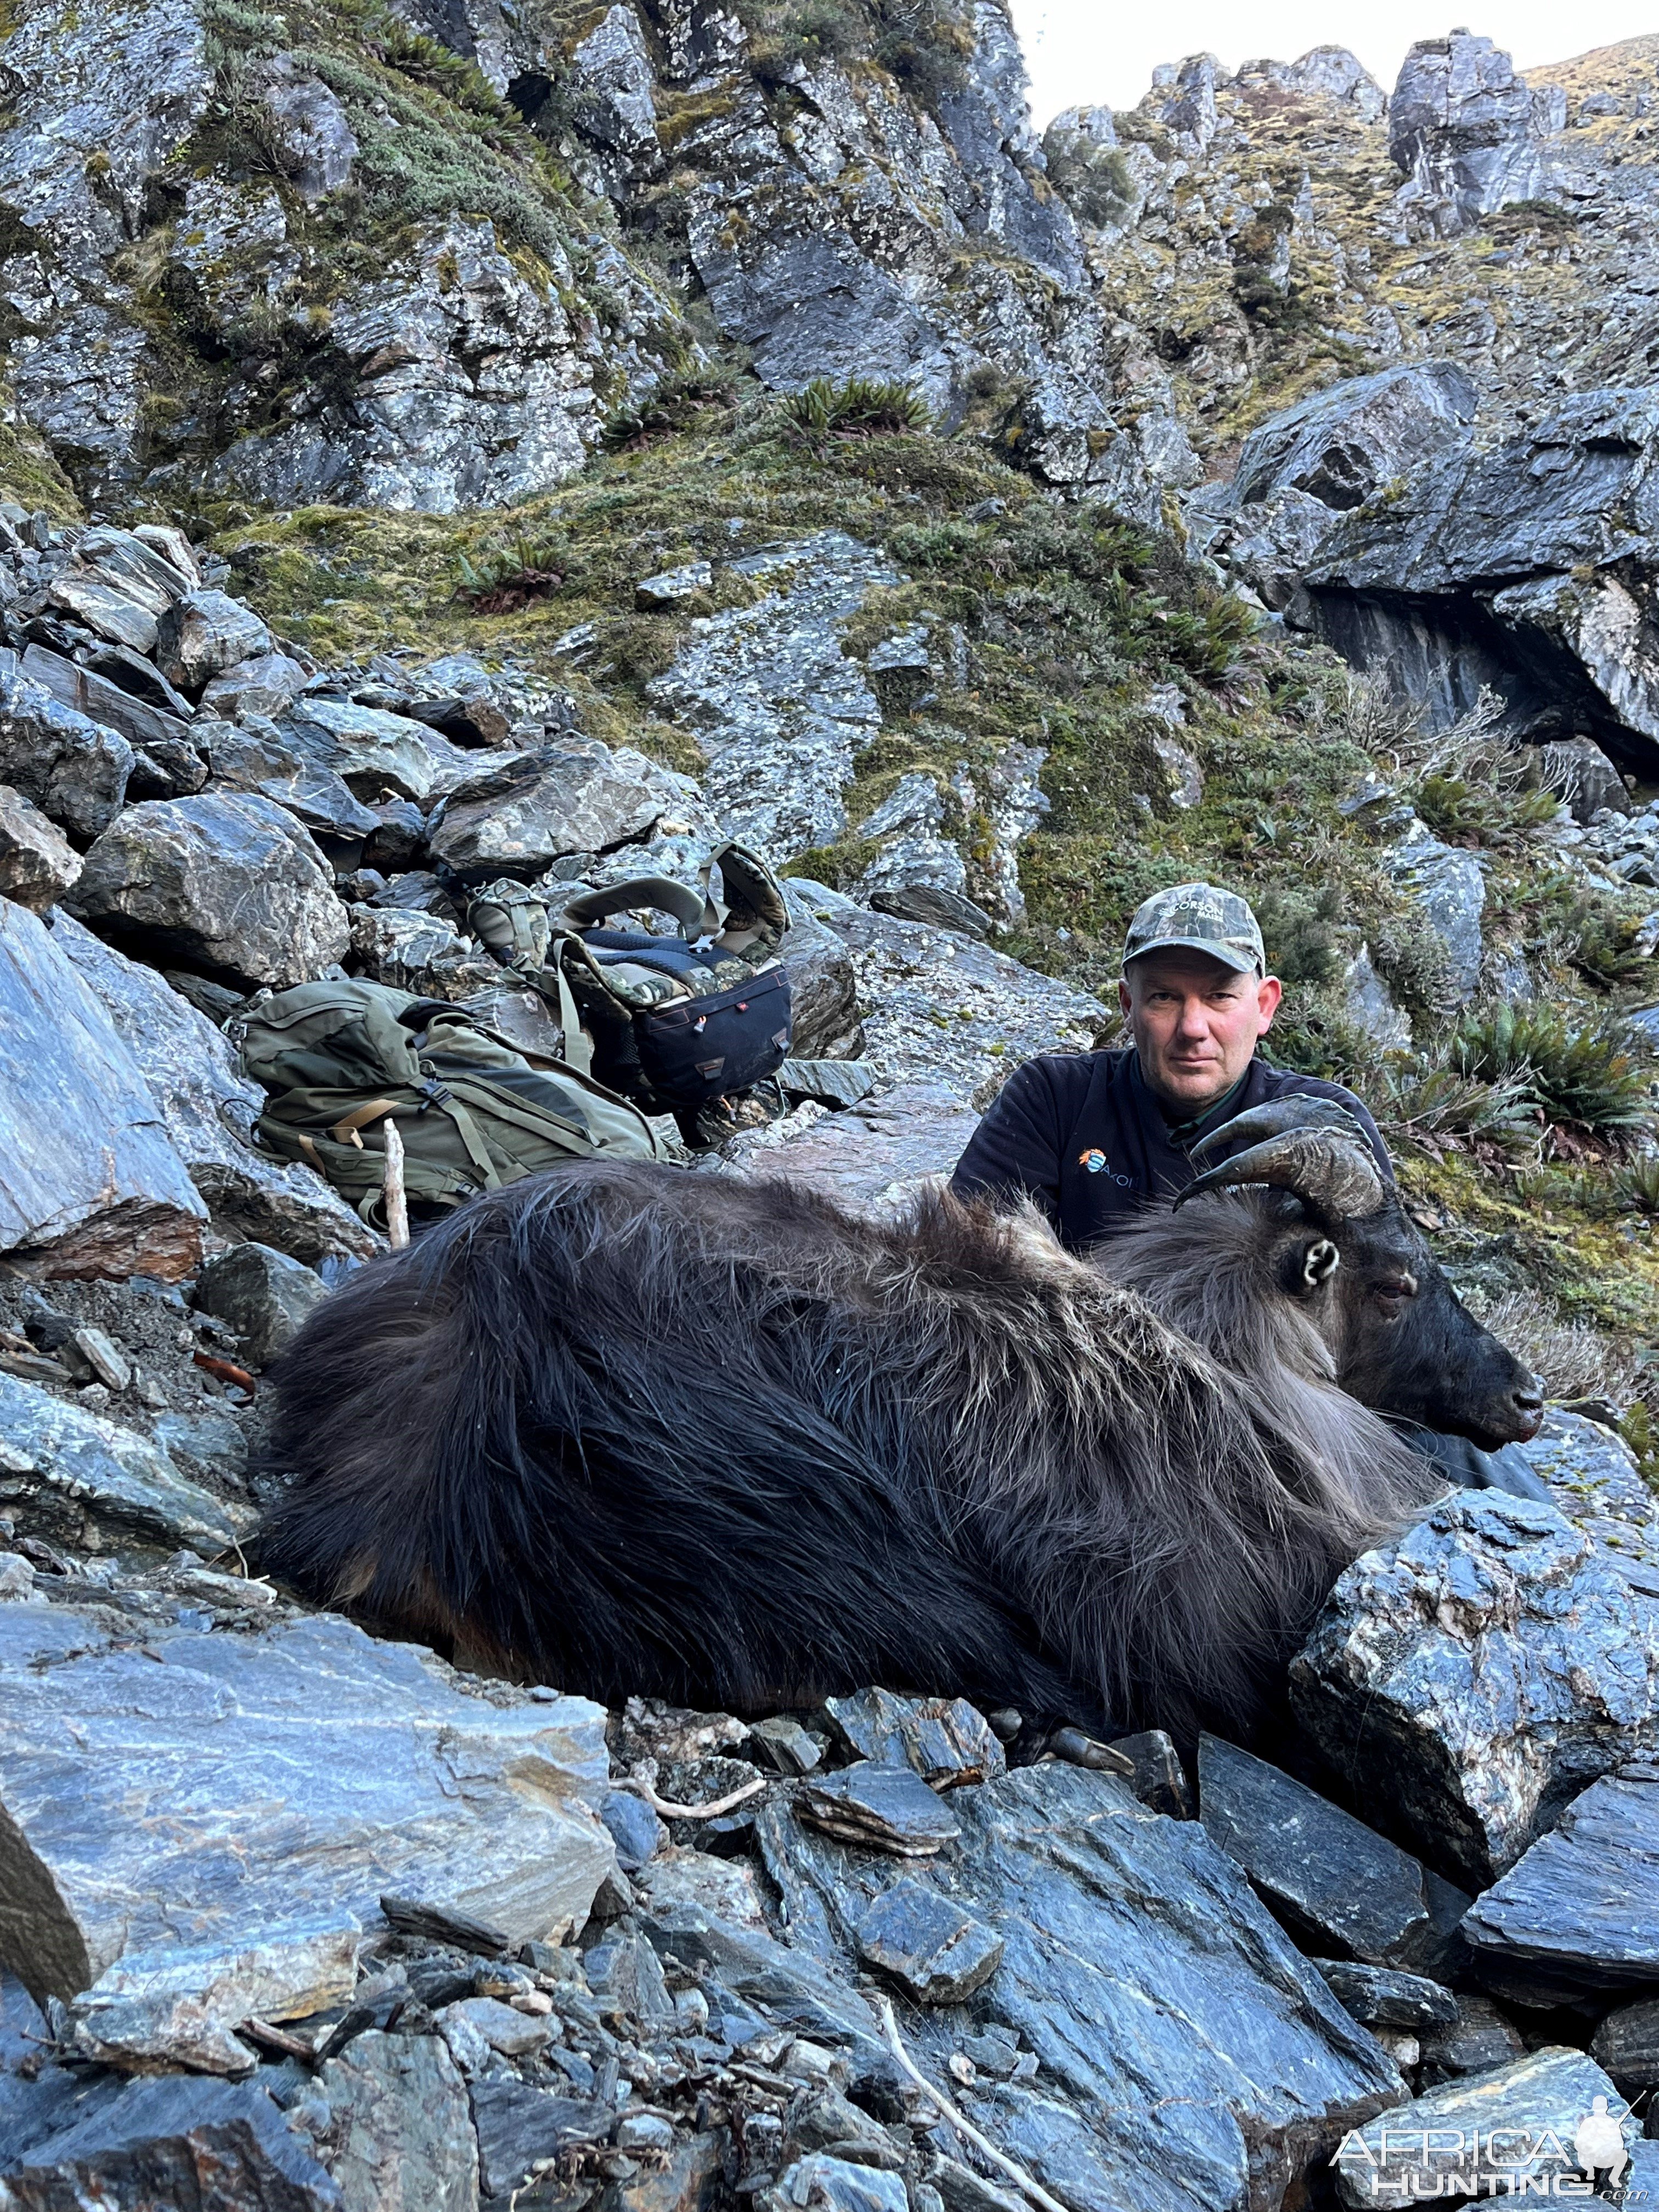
[258,1099,1543,1747]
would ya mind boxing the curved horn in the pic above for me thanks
[1175,1097,1386,1221]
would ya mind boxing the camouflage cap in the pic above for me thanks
[1122,882,1266,976]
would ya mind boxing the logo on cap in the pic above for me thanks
[1122,882,1265,975]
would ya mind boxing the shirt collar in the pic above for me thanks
[1132,1055,1252,1153]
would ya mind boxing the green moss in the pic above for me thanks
[0,408,81,518]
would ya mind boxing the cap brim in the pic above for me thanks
[1124,936,1261,974]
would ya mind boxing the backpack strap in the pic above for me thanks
[560,876,721,939]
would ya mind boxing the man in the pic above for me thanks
[952,883,1387,1242]
[951,881,1549,1501]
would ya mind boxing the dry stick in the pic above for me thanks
[614,1772,769,1821]
[382,1120,410,1250]
[874,1995,1075,2212]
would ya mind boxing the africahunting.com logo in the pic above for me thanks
[1334,2096,1639,2200]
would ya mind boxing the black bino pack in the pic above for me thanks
[466,842,794,1118]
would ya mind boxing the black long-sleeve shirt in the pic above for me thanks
[949,1048,1391,1253]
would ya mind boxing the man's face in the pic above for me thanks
[1119,950,1283,1113]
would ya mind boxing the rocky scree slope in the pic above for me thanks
[2,2,1659,2207]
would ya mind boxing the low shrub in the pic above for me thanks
[454,534,565,611]
[1450,1005,1653,1135]
[779,376,933,443]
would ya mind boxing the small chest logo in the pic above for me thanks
[1079,1149,1135,1187]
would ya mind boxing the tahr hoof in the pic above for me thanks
[1046,1724,1135,1775]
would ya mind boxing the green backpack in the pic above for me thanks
[233,978,660,1231]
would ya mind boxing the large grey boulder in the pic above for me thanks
[1460,1757,1659,1997]
[49,912,375,1262]
[0,1583,612,2072]
[1289,1491,1659,1887]
[778,883,865,1062]
[279,694,477,804]
[0,1373,246,1554]
[42,528,194,652]
[68,791,349,987]
[20,641,197,760]
[426,739,686,875]
[1511,1408,1659,1577]
[1332,2046,1631,2205]
[648,534,901,860]
[0,2073,338,2210]
[0,649,133,842]
[748,1762,1403,2211]
[0,898,206,1280]
[1380,826,1485,1006]
[1232,363,1477,515]
[0,785,80,911]
[1302,390,1659,775]
[155,589,273,693]
[733,1084,981,1215]
[206,719,381,848]
[1197,1736,1470,1977]
[1389,32,1561,236]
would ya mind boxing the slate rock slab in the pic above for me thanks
[469,2074,607,2197]
[1289,1491,1659,1886]
[1229,360,1476,513]
[741,1084,982,1216]
[817,905,1105,1101]
[855,1877,1003,2004]
[0,2072,339,2211]
[280,696,476,804]
[207,720,381,847]
[0,1587,612,2072]
[317,2029,477,2210]
[764,2157,906,2212]
[1331,2045,1632,2206]
[821,1690,1005,1790]
[156,589,273,691]
[22,641,198,758]
[49,913,375,1262]
[1312,1961,1459,2031]
[1512,1407,1659,1578]
[777,887,865,1063]
[426,740,681,876]
[756,1763,1404,2212]
[1417,1993,1526,2088]
[192,1241,330,1367]
[1197,1736,1471,1976]
[1459,1757,1659,1996]
[0,1373,247,1554]
[797,1763,962,1856]
[0,898,207,1280]
[647,533,901,860]
[1589,1993,1659,2095]
[0,648,134,841]
[0,784,80,911]
[69,791,350,988]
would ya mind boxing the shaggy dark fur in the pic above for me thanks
[258,1161,1458,1745]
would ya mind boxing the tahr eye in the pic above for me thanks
[1375,1273,1419,1305]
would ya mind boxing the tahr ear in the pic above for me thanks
[1285,1237,1340,1297]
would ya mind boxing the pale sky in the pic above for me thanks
[1007,0,1659,121]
